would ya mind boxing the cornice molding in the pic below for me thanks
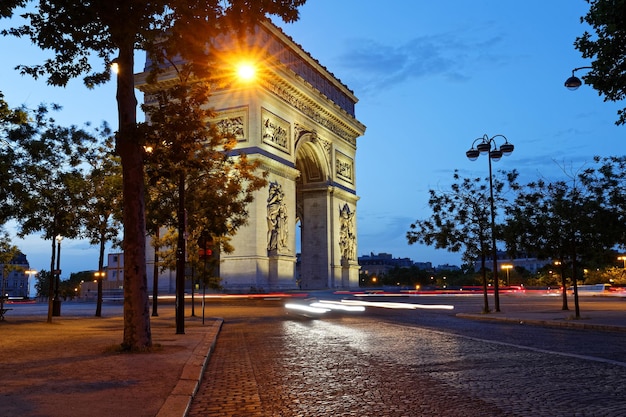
[261,76,363,148]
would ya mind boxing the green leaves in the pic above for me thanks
[574,0,626,125]
[407,169,506,265]
[2,102,100,240]
[501,157,626,270]
[143,79,267,249]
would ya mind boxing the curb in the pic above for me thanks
[456,313,626,333]
[156,318,224,417]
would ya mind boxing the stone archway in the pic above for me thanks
[137,20,365,293]
[295,133,332,289]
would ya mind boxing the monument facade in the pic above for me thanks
[137,20,365,292]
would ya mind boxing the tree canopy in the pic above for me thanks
[574,0,626,125]
[407,170,510,266]
[2,0,307,350]
[502,159,626,267]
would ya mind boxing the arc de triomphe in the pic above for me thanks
[137,20,365,292]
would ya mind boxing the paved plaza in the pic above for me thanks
[187,301,626,417]
[2,295,626,416]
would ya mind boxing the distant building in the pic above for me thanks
[473,251,551,274]
[436,263,460,271]
[358,252,433,276]
[1,252,31,298]
[80,253,126,300]
[106,253,124,284]
[80,251,179,299]
[414,261,434,271]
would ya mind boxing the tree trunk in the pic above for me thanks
[175,172,186,334]
[152,228,159,317]
[47,237,56,323]
[95,231,105,317]
[480,252,489,314]
[116,41,151,350]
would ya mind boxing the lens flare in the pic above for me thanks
[236,63,256,81]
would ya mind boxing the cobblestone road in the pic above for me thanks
[188,312,626,416]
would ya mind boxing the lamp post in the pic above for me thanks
[52,235,63,316]
[466,134,514,313]
[0,266,6,318]
[501,264,513,287]
[564,66,593,90]
[25,269,37,299]
[175,172,186,335]
[94,270,106,317]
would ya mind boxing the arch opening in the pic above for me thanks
[295,138,331,289]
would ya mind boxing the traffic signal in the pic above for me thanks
[198,248,213,258]
[197,233,214,260]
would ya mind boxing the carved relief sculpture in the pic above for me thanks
[267,182,288,252]
[215,116,245,141]
[339,203,356,261]
[262,109,290,152]
[335,152,353,183]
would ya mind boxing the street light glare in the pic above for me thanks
[236,62,256,81]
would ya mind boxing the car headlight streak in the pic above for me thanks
[310,301,366,312]
[285,299,453,314]
[340,299,454,310]
[285,303,331,314]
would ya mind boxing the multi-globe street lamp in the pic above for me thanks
[94,270,106,317]
[466,134,515,313]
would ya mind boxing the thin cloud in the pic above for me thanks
[336,31,506,95]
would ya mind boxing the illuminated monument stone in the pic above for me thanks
[137,21,365,291]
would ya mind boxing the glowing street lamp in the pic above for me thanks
[553,260,568,311]
[236,62,256,81]
[110,58,120,75]
[501,264,513,286]
[94,271,106,317]
[466,134,515,313]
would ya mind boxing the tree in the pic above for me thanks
[3,0,306,350]
[407,170,510,313]
[574,0,626,125]
[34,269,52,298]
[384,265,432,289]
[6,104,96,322]
[0,235,20,315]
[62,270,93,300]
[580,156,626,252]
[83,133,123,317]
[0,1,25,18]
[502,161,625,317]
[0,92,28,225]
[0,92,28,130]
[143,75,267,332]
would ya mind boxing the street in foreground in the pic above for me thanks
[189,294,626,416]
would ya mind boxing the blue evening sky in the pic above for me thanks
[0,1,623,278]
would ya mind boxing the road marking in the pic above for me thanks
[420,325,626,368]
